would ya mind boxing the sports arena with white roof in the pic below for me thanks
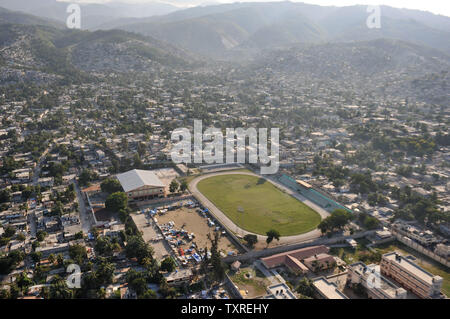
[116,169,166,202]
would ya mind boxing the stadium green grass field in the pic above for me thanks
[196,174,321,236]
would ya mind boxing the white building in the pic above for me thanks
[116,169,166,202]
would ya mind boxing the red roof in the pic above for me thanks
[261,245,329,270]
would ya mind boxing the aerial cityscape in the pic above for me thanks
[0,0,448,306]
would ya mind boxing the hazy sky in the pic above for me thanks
[60,0,450,17]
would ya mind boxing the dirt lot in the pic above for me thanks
[153,168,180,194]
[229,267,270,298]
[156,207,238,255]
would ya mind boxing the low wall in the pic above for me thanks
[224,273,243,299]
[392,229,450,268]
[223,230,375,263]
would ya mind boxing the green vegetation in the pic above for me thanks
[105,192,128,213]
[318,209,353,234]
[169,179,179,194]
[243,234,258,248]
[296,278,315,298]
[266,229,280,246]
[197,174,321,236]
[229,267,269,297]
[160,257,176,273]
[100,178,123,194]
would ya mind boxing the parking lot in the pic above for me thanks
[156,207,238,256]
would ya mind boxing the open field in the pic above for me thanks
[196,174,321,236]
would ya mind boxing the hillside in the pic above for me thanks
[0,6,62,28]
[0,23,192,85]
[103,2,450,59]
[243,38,450,105]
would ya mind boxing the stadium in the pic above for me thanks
[190,171,324,237]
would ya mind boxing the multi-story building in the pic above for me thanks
[380,252,443,299]
[348,262,407,299]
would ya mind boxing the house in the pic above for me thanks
[303,254,337,272]
[163,268,193,286]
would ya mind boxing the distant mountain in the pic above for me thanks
[1,1,449,60]
[0,6,63,28]
[0,0,180,29]
[104,2,450,58]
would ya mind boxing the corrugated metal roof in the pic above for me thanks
[116,169,165,192]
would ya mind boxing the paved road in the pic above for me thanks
[32,143,52,186]
[73,180,95,233]
[189,171,330,245]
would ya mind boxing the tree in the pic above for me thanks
[169,180,179,194]
[49,275,73,299]
[105,192,128,212]
[209,232,225,281]
[95,236,115,257]
[243,234,258,248]
[126,269,148,297]
[78,169,99,187]
[100,178,123,194]
[16,233,26,242]
[0,189,11,204]
[125,236,154,264]
[160,257,176,272]
[69,244,87,265]
[56,254,64,266]
[296,278,315,298]
[139,289,157,299]
[95,260,115,286]
[3,226,16,238]
[179,180,188,193]
[318,209,353,234]
[16,272,33,292]
[75,231,84,240]
[36,230,48,242]
[266,229,280,246]
[30,251,42,263]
